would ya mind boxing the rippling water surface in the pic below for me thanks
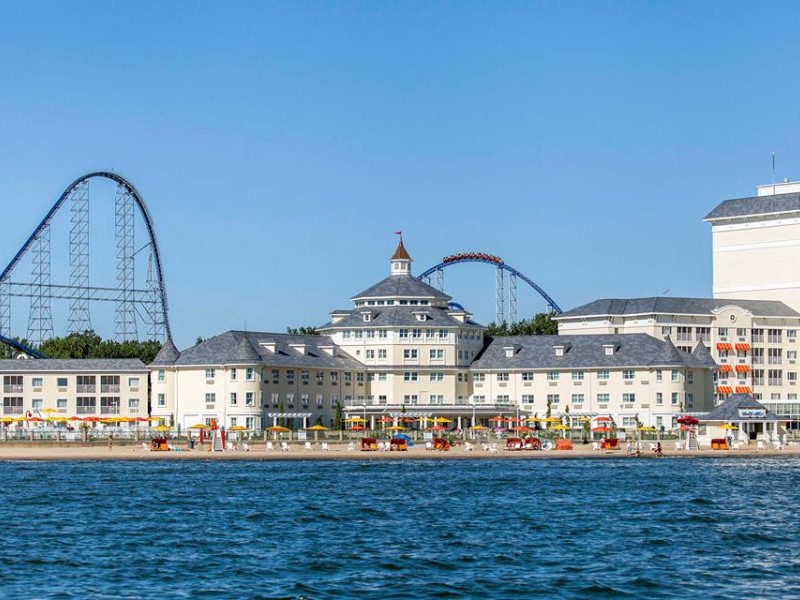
[2,457,800,598]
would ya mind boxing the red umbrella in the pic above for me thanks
[83,416,102,422]
[677,416,699,426]
[348,425,366,431]
[377,417,394,424]
[26,417,44,422]
[489,416,506,422]
[595,416,612,422]
[429,425,447,431]
[506,417,523,423]
[592,426,611,433]
[511,426,533,432]
[69,416,83,421]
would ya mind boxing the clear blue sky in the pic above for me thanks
[2,1,800,348]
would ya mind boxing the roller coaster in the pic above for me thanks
[419,252,562,324]
[0,172,171,354]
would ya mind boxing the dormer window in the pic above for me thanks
[363,313,371,322]
[554,345,565,357]
[413,311,428,322]
[603,344,615,356]
[503,345,520,358]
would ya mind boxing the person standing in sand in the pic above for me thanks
[108,432,113,450]
[626,438,632,456]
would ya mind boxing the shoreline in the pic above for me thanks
[0,443,797,461]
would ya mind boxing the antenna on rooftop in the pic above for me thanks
[772,151,776,183]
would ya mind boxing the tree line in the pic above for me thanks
[1,330,162,363]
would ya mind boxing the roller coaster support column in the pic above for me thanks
[0,282,8,338]
[435,267,444,291]
[495,266,505,325]
[27,225,53,346]
[509,273,517,325]
[115,184,137,341]
[68,181,91,334]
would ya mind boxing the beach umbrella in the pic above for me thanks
[187,423,206,429]
[506,417,523,423]
[595,416,612,422]
[347,425,366,431]
[511,426,533,433]
[377,417,394,424]
[265,426,291,432]
[429,425,447,432]
[229,425,247,431]
[41,408,58,414]
[721,424,739,430]
[468,425,489,431]
[153,425,170,432]
[0,416,14,423]
[49,417,69,423]
[677,416,699,426]
[68,416,83,422]
[433,417,453,424]
[345,417,366,423]
[526,416,541,422]
[551,424,569,431]
[306,424,328,441]
[592,426,611,433]
[545,417,561,423]
[386,425,407,431]
[489,416,506,422]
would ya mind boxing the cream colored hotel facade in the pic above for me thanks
[4,180,800,432]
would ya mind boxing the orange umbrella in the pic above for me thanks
[25,417,44,422]
[592,426,611,433]
[511,426,533,432]
[489,416,506,422]
[506,417,523,423]
[348,425,366,431]
[377,417,394,424]
[429,425,447,431]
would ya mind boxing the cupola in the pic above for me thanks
[390,235,412,275]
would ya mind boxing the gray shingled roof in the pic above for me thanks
[0,359,147,372]
[692,341,718,368]
[174,331,364,369]
[699,394,781,422]
[704,192,800,221]
[556,297,800,319]
[318,306,483,331]
[470,334,711,370]
[150,338,181,366]
[352,275,451,301]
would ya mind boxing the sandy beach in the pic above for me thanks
[0,441,797,461]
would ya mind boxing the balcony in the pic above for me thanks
[3,385,22,393]
[100,407,121,415]
[100,385,120,393]
[77,385,96,393]
[76,406,97,415]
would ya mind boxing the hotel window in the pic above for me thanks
[752,329,764,343]
[367,373,375,382]
[379,329,387,338]
[412,329,422,339]
[656,392,663,405]
[521,394,534,403]
[655,370,662,382]
[769,370,783,386]
[315,394,324,407]
[768,349,783,365]
[301,394,309,406]
[496,394,509,404]
[128,377,140,388]
[57,398,67,410]
[403,372,418,382]
[366,329,375,338]
[753,369,765,386]
[287,370,296,384]
[330,372,339,384]
[597,371,610,380]
[100,397,120,415]
[2,397,22,415]
[687,371,693,384]
[245,368,254,381]
[546,372,559,381]
[399,329,409,339]
[342,330,351,339]
[686,393,694,407]
[272,393,280,406]
[287,394,295,407]
[474,373,485,382]
[768,329,783,344]
[366,350,375,359]
[57,377,68,388]
[403,349,418,360]
[788,351,797,361]
[430,349,444,360]
[344,372,352,385]
[438,329,447,339]
[403,394,418,405]
[31,377,43,388]
[271,369,279,384]
[76,397,96,415]
[100,376,120,393]
[32,398,43,409]
[623,393,635,403]
[472,395,486,404]
[301,371,310,384]
[671,369,679,382]
[429,394,444,405]
[718,328,728,338]
[205,393,215,405]
[157,393,166,407]
[547,394,560,404]
[230,369,237,382]
[789,330,797,341]
[753,348,764,365]
[354,330,363,339]
[429,372,444,382]
[230,417,238,427]
[622,417,637,428]
[378,349,387,359]
[671,392,679,405]
[572,371,585,381]
[230,392,238,406]
[696,327,710,342]
[622,370,635,380]
[497,372,509,382]
[597,393,609,404]
[316,372,324,384]
[521,372,534,381]
[426,329,435,339]
[376,395,386,404]
[572,393,585,404]
[378,373,387,381]
[157,370,165,383]
[737,328,747,338]
[677,326,691,342]
[662,326,672,336]
[128,398,139,410]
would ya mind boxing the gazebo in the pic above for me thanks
[698,394,785,446]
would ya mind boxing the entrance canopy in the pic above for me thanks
[700,394,782,424]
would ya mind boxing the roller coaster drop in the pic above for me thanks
[0,172,171,354]
[418,252,562,324]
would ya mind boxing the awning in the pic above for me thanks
[735,386,752,393]
[716,386,733,394]
[717,343,733,351]
[719,364,734,373]
[735,343,751,351]
[735,364,751,373]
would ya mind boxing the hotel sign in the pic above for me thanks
[738,408,766,419]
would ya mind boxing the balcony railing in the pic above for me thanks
[100,407,121,415]
[76,406,97,414]
[77,385,96,393]
[100,385,120,393]
[3,385,22,393]
[2,407,23,415]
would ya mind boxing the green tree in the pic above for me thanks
[0,336,35,359]
[286,326,319,335]
[334,401,344,430]
[485,312,558,336]
[38,330,162,363]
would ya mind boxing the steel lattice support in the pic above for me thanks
[495,266,505,325]
[115,185,137,341]
[27,225,54,346]
[509,273,517,325]
[146,252,165,341]
[68,181,91,333]
[435,267,444,292]
[0,281,9,338]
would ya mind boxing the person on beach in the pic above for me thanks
[655,442,663,457]
[626,438,632,456]
[107,432,113,450]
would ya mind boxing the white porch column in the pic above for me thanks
[303,416,308,429]
[457,416,462,430]
[370,416,375,430]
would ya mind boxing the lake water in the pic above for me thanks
[1,457,799,599]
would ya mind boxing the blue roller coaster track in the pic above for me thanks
[418,252,562,320]
[0,171,171,355]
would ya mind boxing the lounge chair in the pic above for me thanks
[141,442,149,452]
[674,441,682,451]
[489,443,498,453]
[347,442,356,451]
[304,441,313,451]
[280,441,289,452]
[731,441,740,450]
[757,440,765,451]
[464,442,474,451]
[225,442,235,451]
[321,442,330,452]
[481,443,490,452]
[591,442,600,451]
[242,443,251,452]
[774,442,783,450]
[266,441,275,451]
[425,441,433,451]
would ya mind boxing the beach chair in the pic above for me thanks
[225,442,235,451]
[464,442,474,451]
[774,442,783,450]
[321,442,330,452]
[489,443,498,453]
[481,443,490,452]
[280,442,290,452]
[674,441,682,451]
[649,443,657,452]
[242,443,251,452]
[757,440,765,451]
[731,441,740,450]
[347,442,356,451]
[591,442,600,451]
[141,442,149,452]
[425,441,433,451]
[304,441,313,451]
[266,441,275,451]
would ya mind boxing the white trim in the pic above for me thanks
[714,282,800,294]
[709,215,800,231]
[713,239,800,253]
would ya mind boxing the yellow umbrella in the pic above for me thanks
[0,417,15,423]
[526,416,541,422]
[187,423,206,429]
[637,426,657,431]
[265,426,291,432]
[50,417,69,423]
[307,425,329,431]
[345,417,366,423]
[153,425,171,432]
[721,424,739,430]
[42,408,58,414]
[432,417,453,423]
[229,425,248,431]
[386,425,407,431]
[545,417,562,423]
[551,424,569,431]
[468,425,489,431]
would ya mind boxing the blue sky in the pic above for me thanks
[2,1,800,348]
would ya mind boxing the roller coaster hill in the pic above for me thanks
[0,172,171,359]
